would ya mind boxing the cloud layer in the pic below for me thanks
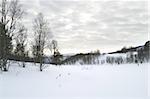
[21,0,148,54]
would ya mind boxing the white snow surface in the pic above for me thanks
[0,62,149,99]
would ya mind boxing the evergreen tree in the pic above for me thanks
[0,0,24,71]
[0,23,13,71]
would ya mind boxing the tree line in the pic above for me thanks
[62,41,150,65]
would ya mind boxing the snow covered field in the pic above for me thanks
[0,62,149,99]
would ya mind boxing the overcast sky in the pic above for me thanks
[20,0,148,54]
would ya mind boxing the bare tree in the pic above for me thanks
[14,24,27,68]
[32,13,50,71]
[0,0,24,71]
[49,40,63,65]
[50,40,58,55]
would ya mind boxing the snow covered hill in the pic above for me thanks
[0,62,149,99]
[63,53,139,65]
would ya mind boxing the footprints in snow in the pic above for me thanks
[56,74,61,79]
[56,73,71,88]
[56,73,71,79]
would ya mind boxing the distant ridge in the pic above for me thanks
[62,41,150,65]
[109,41,150,54]
[108,45,143,54]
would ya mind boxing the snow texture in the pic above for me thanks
[0,62,149,99]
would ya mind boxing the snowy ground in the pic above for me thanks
[0,62,149,99]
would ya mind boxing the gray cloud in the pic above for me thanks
[20,0,148,54]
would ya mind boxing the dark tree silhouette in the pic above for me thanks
[0,0,24,71]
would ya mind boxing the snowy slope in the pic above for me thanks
[0,62,149,99]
